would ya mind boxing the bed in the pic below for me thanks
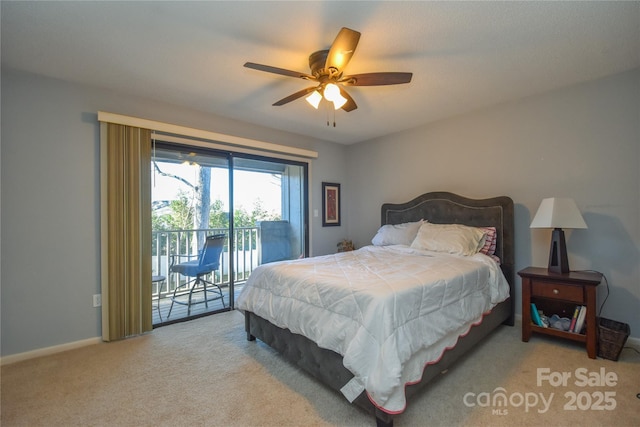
[238,191,514,426]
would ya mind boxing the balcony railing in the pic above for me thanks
[152,227,260,299]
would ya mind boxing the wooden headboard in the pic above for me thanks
[381,191,515,317]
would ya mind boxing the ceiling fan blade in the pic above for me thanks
[244,62,315,80]
[339,87,358,112]
[272,86,319,106]
[325,27,361,72]
[341,72,413,86]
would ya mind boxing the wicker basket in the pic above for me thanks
[597,317,630,361]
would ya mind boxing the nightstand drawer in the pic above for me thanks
[531,281,584,303]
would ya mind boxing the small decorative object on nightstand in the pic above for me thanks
[519,267,602,359]
[337,239,355,252]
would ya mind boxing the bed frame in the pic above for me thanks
[244,191,515,426]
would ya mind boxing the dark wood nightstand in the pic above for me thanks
[518,267,602,359]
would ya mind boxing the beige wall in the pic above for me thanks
[346,68,640,337]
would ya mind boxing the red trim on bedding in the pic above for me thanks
[365,309,494,415]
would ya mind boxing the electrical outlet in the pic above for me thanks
[93,294,102,307]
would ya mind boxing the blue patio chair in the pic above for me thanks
[168,234,226,317]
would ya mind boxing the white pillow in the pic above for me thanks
[410,222,487,256]
[371,220,424,246]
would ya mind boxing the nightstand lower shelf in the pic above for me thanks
[529,324,587,343]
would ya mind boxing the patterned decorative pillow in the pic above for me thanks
[479,227,497,256]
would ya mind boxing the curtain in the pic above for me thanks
[101,123,152,341]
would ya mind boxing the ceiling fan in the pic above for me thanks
[244,27,413,113]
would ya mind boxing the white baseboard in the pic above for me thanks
[1,336,103,366]
[626,336,640,348]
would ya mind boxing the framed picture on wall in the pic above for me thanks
[322,182,341,227]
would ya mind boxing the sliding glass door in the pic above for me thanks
[150,143,307,325]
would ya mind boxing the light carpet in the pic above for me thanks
[2,310,639,426]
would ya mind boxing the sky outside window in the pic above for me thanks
[152,162,281,213]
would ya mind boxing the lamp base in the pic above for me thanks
[548,228,570,274]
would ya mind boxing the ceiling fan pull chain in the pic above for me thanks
[326,100,330,126]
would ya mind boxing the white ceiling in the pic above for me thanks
[2,1,639,145]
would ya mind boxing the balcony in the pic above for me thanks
[151,226,259,325]
[151,220,295,325]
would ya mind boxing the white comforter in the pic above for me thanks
[236,245,510,413]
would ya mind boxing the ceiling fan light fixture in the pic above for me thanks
[332,92,347,110]
[305,90,322,109]
[323,83,341,102]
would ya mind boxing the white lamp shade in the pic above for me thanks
[331,92,347,110]
[323,83,341,102]
[305,90,322,109]
[530,198,587,229]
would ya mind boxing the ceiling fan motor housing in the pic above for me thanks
[309,50,335,81]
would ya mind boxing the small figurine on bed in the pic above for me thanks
[337,239,355,252]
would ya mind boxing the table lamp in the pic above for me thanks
[530,197,587,274]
